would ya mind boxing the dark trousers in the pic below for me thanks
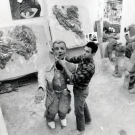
[73,87,91,131]
[127,72,135,89]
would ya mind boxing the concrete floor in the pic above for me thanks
[0,67,135,135]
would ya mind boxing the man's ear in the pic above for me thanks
[49,48,54,55]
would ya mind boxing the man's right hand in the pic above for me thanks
[34,88,45,104]
[65,54,70,61]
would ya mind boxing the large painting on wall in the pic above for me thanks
[103,0,123,42]
[48,4,91,48]
[0,24,51,81]
[9,0,43,20]
[52,5,84,40]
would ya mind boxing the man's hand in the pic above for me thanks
[34,88,45,104]
[57,59,66,68]
[125,71,130,77]
[65,54,70,61]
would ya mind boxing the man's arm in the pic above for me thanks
[35,67,46,104]
[125,34,135,43]
[58,60,95,83]
[66,55,82,64]
[63,64,72,80]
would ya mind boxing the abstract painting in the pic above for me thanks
[0,24,51,81]
[9,0,43,20]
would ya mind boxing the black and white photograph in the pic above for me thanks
[1,0,135,135]
[85,32,98,44]
[9,0,43,20]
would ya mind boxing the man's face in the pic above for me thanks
[83,46,92,59]
[53,42,67,60]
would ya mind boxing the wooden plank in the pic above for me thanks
[96,20,103,58]
[0,107,8,135]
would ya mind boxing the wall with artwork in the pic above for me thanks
[0,0,52,81]
[103,0,123,42]
[45,0,102,75]
[0,24,52,81]
[0,0,50,41]
[0,0,103,80]
[46,0,100,48]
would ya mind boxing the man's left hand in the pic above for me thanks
[57,59,66,67]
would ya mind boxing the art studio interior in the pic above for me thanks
[0,0,135,135]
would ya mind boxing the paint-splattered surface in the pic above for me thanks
[0,69,135,135]
[0,25,52,81]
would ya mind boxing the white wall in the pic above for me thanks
[120,0,135,44]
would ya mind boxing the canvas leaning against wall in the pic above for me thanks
[0,24,51,81]
[48,4,90,48]
[9,0,43,20]
[103,0,123,42]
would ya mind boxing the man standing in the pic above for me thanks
[34,40,76,129]
[58,42,98,134]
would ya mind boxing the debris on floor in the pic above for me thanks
[0,73,37,94]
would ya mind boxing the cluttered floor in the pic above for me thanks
[0,65,135,135]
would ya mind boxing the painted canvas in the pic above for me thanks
[9,0,43,20]
[48,4,90,48]
[103,0,123,42]
[0,24,51,81]
[52,5,84,39]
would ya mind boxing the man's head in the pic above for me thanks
[52,40,67,60]
[83,42,98,59]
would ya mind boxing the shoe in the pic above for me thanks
[129,88,135,94]
[77,130,85,135]
[70,129,85,135]
[85,121,91,125]
[79,130,85,135]
[60,119,67,127]
[48,121,55,129]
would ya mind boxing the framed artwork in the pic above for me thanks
[103,0,123,42]
[48,4,91,48]
[9,0,43,20]
[85,32,98,44]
